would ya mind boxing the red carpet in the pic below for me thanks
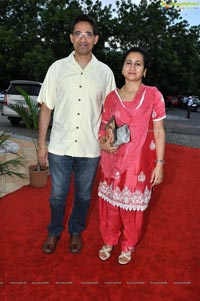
[0,144,199,301]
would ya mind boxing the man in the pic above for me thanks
[186,96,193,119]
[37,14,116,255]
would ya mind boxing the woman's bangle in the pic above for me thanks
[155,159,165,163]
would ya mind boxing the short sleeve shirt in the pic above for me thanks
[37,52,116,157]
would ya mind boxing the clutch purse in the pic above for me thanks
[105,115,130,147]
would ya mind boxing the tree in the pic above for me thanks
[0,0,199,97]
[109,0,200,95]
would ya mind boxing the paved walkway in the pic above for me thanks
[0,137,39,197]
[1,108,199,197]
[165,108,200,148]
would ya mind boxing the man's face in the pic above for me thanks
[70,21,99,56]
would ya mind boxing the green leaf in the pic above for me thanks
[8,87,40,130]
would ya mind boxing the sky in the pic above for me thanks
[100,0,200,27]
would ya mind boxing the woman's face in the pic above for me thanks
[122,51,147,82]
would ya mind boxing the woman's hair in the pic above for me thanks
[71,14,98,35]
[123,47,150,69]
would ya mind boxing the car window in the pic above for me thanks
[8,84,41,96]
[193,98,200,103]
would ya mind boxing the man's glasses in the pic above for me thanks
[73,31,94,39]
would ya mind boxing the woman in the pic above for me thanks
[98,47,166,265]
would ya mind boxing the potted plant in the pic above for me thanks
[8,87,48,187]
[0,132,26,196]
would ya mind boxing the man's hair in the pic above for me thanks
[71,14,98,35]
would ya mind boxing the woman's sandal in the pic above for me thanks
[99,245,113,261]
[118,251,132,265]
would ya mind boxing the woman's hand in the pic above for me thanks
[99,136,118,153]
[106,126,115,145]
[150,164,164,187]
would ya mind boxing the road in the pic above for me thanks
[165,107,200,136]
[0,104,200,148]
[165,107,200,148]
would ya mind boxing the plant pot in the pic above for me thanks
[29,165,49,187]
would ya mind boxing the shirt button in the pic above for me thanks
[78,99,81,101]
[81,72,83,75]
[77,113,80,115]
[75,140,78,143]
[76,126,79,129]
[79,85,82,88]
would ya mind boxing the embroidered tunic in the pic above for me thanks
[98,85,166,211]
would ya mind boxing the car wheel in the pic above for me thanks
[196,107,200,113]
[9,117,21,126]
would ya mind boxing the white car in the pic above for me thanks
[2,80,42,125]
[0,91,5,103]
